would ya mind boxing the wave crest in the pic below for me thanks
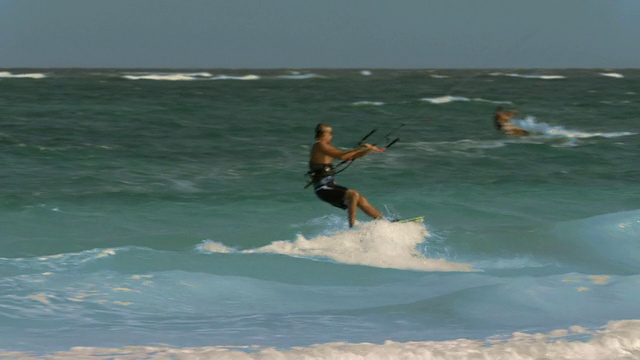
[0,71,47,79]
[7,319,638,359]
[512,116,636,140]
[122,72,259,81]
[202,220,473,272]
[489,72,566,80]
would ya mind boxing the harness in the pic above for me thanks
[306,162,335,189]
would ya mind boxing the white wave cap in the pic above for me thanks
[278,72,323,79]
[242,220,473,272]
[123,74,202,81]
[352,101,385,106]
[490,72,566,80]
[211,75,260,80]
[600,72,624,78]
[0,71,47,79]
[6,319,638,359]
[122,72,259,81]
[422,95,470,104]
[511,116,637,140]
[198,240,236,253]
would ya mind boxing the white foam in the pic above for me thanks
[420,95,510,106]
[470,98,513,105]
[0,71,46,79]
[198,240,236,253]
[126,71,213,77]
[122,73,259,81]
[600,72,624,78]
[7,319,639,359]
[512,116,637,140]
[29,248,120,268]
[278,73,323,79]
[123,74,200,81]
[207,220,473,272]
[360,70,372,76]
[490,72,566,80]
[211,75,260,81]
[420,95,511,105]
[421,95,470,104]
[352,101,385,106]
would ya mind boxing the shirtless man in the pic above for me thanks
[308,123,385,227]
[494,106,529,136]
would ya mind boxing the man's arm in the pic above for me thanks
[349,143,383,160]
[317,142,373,161]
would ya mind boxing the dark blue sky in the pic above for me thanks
[1,0,639,68]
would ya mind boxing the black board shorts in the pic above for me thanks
[314,180,349,210]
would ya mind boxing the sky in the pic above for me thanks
[1,0,639,69]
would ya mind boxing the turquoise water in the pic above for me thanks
[1,69,639,359]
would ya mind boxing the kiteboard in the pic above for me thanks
[394,216,424,223]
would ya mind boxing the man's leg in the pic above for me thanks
[345,189,383,227]
[345,190,360,227]
[357,193,383,219]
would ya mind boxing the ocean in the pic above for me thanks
[0,69,638,359]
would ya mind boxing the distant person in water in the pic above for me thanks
[308,123,385,227]
[494,106,529,136]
